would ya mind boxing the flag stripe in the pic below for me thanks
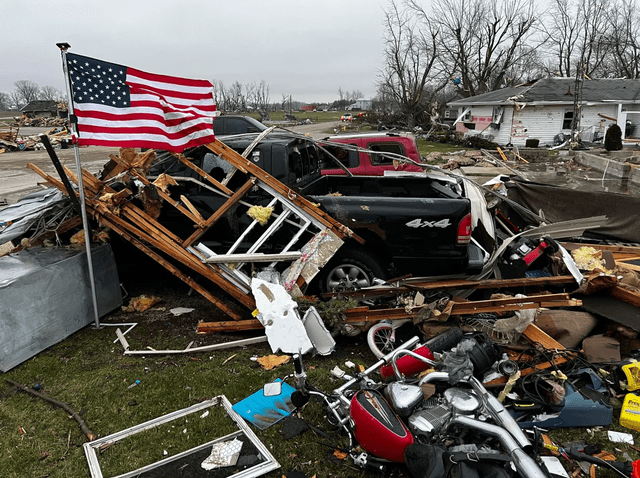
[127,67,213,90]
[66,52,215,152]
[76,115,212,135]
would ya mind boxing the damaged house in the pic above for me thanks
[447,77,640,146]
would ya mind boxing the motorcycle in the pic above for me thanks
[264,328,556,478]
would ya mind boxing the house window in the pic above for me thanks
[562,110,574,130]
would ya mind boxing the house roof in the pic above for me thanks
[448,78,640,107]
[20,100,58,113]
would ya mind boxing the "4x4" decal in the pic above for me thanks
[406,218,451,229]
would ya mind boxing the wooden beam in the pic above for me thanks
[341,294,580,323]
[28,162,256,312]
[176,152,235,195]
[182,177,256,248]
[205,141,363,244]
[322,275,577,301]
[197,319,263,333]
[609,285,640,308]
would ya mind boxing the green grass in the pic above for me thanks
[3,319,639,478]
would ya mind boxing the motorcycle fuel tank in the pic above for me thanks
[383,382,424,417]
[350,390,414,463]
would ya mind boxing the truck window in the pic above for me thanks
[289,149,303,182]
[368,142,405,166]
[300,147,311,176]
[323,144,359,168]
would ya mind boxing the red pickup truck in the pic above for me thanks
[320,132,425,176]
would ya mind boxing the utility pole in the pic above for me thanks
[571,63,584,148]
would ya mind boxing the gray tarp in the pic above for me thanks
[506,179,640,243]
[0,189,71,243]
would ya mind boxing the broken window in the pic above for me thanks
[368,142,405,166]
[562,110,574,130]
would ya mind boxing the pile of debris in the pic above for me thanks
[3,132,640,477]
[12,114,68,128]
[0,126,72,153]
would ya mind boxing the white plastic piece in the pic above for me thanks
[251,278,313,355]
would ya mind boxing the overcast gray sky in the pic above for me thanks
[4,0,394,104]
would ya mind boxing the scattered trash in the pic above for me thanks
[127,379,140,390]
[201,437,243,470]
[169,307,194,316]
[233,380,295,430]
[256,355,290,371]
[121,295,161,313]
[608,430,634,444]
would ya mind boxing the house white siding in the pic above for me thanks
[459,104,619,146]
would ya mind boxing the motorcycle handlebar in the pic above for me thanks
[333,336,421,395]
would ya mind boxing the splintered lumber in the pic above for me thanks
[197,319,263,333]
[341,293,581,323]
[609,284,640,308]
[182,178,256,247]
[27,162,251,319]
[322,275,577,301]
[206,141,363,244]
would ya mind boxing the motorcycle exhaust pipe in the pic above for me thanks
[469,376,533,453]
[448,416,548,478]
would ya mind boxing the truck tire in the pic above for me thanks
[318,248,385,293]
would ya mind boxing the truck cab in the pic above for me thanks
[321,132,425,176]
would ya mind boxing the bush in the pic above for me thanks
[605,124,623,151]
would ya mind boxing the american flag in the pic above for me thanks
[65,53,216,152]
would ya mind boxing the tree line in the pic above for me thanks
[377,0,640,127]
[0,81,65,111]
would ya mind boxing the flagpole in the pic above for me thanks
[57,42,102,329]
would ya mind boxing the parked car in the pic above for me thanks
[340,113,353,122]
[213,115,267,136]
[321,132,425,176]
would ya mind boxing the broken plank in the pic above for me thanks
[197,319,263,333]
[322,275,577,301]
[176,152,235,195]
[206,140,363,244]
[182,177,256,248]
[609,284,640,308]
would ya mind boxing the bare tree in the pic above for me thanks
[408,0,538,97]
[10,91,24,110]
[40,86,63,101]
[255,80,270,112]
[603,0,640,78]
[244,82,256,110]
[0,92,11,111]
[14,80,41,105]
[226,81,244,112]
[541,0,612,78]
[379,1,446,127]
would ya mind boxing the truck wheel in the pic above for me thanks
[318,248,385,293]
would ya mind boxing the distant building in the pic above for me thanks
[346,99,372,111]
[20,100,59,118]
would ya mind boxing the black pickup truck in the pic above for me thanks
[150,133,489,292]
